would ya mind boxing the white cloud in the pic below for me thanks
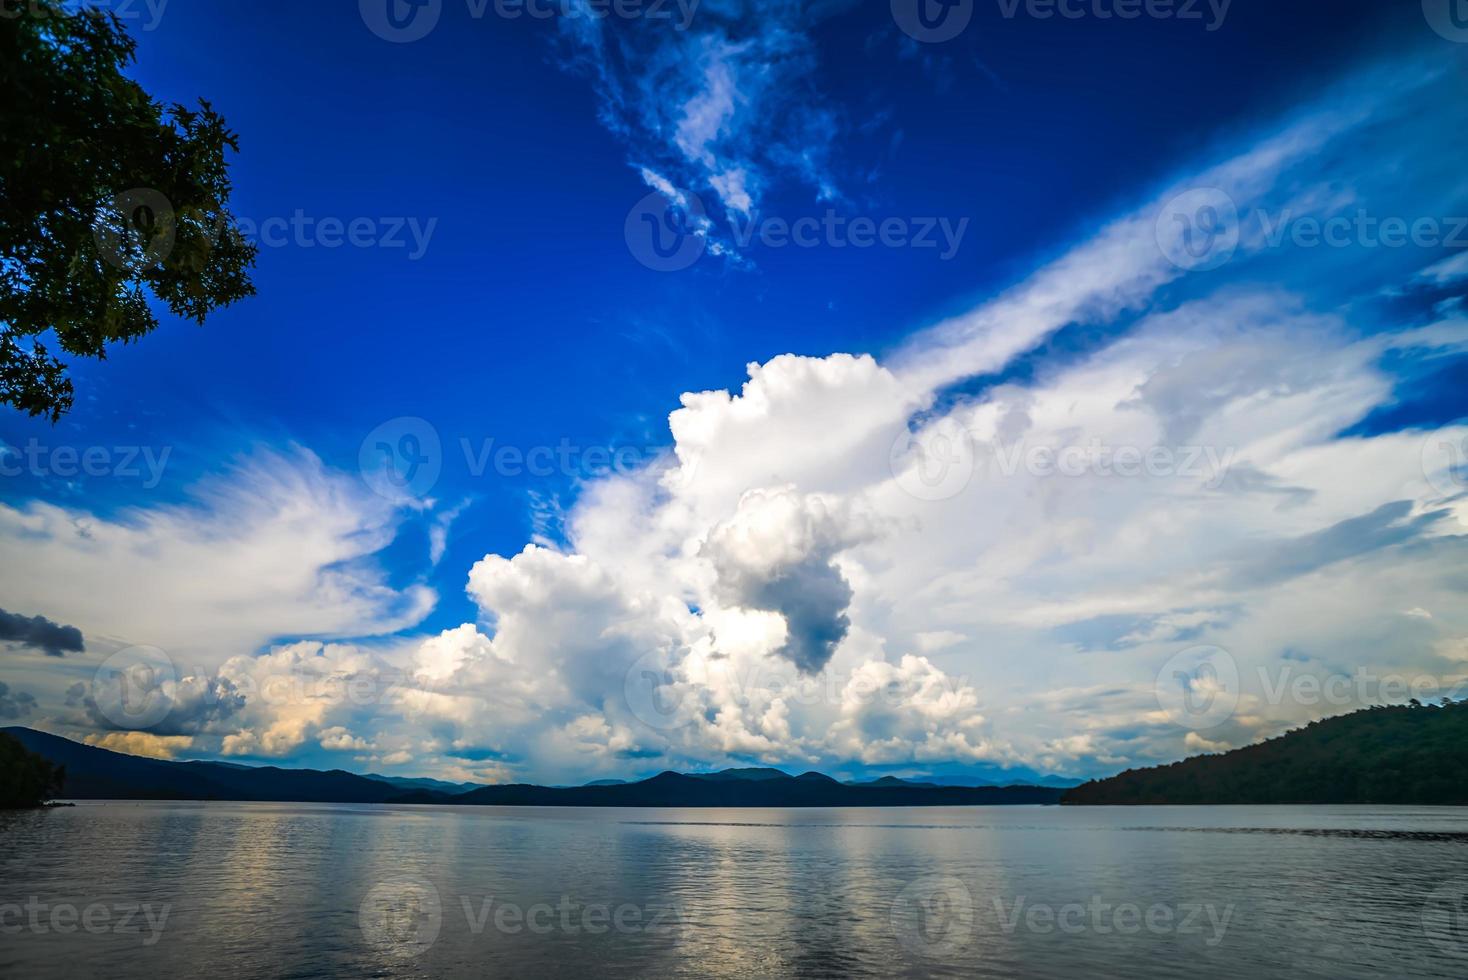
[557,1,848,215]
[0,449,434,671]
[10,53,1467,786]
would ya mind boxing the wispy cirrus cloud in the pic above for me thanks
[556,0,855,215]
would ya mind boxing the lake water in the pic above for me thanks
[3,802,1468,978]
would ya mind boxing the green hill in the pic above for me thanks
[1063,700,1468,805]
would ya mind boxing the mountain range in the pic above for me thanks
[2,728,1064,807]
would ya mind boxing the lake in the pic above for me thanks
[3,802,1467,977]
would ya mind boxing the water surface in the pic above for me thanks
[3,802,1467,977]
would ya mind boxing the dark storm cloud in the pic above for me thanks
[0,608,85,657]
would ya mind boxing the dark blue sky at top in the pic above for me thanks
[2,0,1457,640]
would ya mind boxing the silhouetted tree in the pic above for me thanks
[0,731,65,808]
[1,1,255,421]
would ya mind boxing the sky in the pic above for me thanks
[1,0,1466,785]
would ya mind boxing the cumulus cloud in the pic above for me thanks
[0,608,84,657]
[84,732,195,760]
[703,487,879,672]
[0,681,38,720]
[8,52,1467,785]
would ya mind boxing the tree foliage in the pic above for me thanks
[1063,700,1468,805]
[0,1,255,421]
[0,730,65,808]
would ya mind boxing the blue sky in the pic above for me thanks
[1,0,1466,784]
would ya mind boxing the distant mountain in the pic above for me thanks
[406,770,1062,807]
[5,728,1066,807]
[365,773,483,795]
[5,728,407,803]
[689,767,791,782]
[849,776,937,788]
[583,779,627,787]
[1063,701,1468,805]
